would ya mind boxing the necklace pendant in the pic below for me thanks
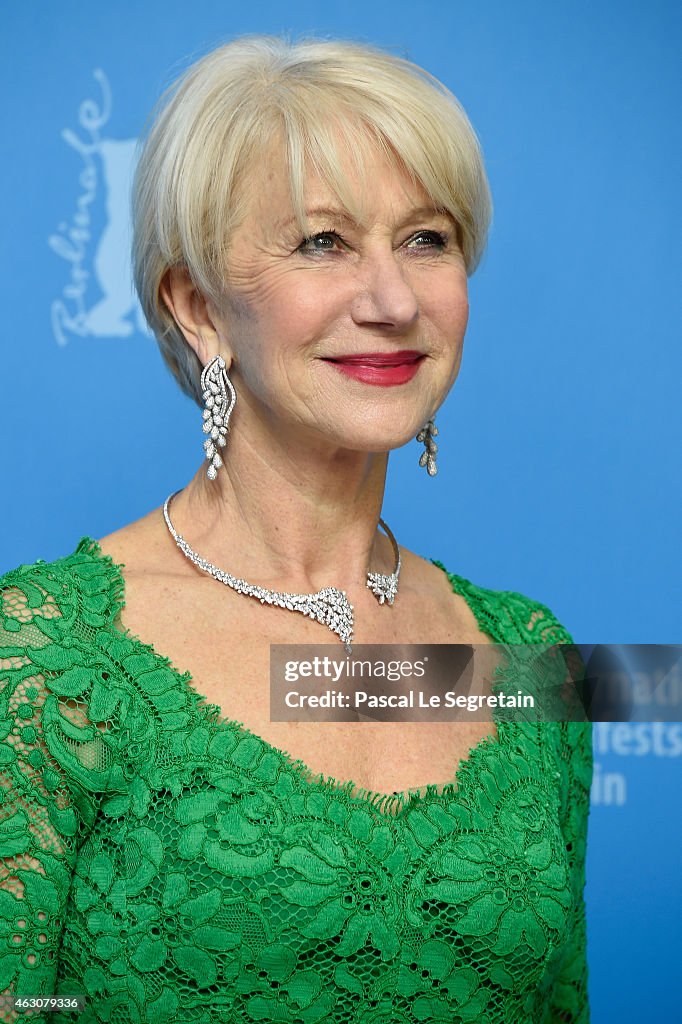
[313,587,354,650]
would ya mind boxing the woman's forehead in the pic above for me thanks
[240,142,435,232]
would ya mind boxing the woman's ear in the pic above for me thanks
[159,266,231,366]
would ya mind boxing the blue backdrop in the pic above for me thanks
[2,1,680,1019]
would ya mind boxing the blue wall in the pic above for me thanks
[1,2,680,1018]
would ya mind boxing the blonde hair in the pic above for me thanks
[132,34,493,406]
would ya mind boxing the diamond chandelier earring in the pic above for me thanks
[201,355,236,479]
[416,418,438,476]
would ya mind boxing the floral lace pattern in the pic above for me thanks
[0,541,592,1023]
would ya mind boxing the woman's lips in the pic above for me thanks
[322,351,425,386]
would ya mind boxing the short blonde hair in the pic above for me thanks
[132,34,493,406]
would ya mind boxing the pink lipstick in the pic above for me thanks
[323,350,425,386]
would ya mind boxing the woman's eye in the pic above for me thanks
[298,232,342,252]
[408,230,449,249]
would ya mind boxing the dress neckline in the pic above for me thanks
[76,537,510,820]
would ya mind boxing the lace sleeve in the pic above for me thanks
[546,719,593,1023]
[499,587,593,1022]
[0,568,101,1021]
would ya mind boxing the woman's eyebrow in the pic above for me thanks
[277,204,448,231]
[277,207,356,230]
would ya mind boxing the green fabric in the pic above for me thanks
[0,540,592,1023]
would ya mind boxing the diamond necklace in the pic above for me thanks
[162,490,401,653]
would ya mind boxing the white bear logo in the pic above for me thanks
[49,69,149,345]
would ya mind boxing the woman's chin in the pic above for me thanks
[319,425,430,456]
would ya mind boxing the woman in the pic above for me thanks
[0,36,591,1023]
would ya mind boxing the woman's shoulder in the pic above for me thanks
[0,536,124,633]
[0,505,165,602]
[425,554,575,645]
[1,537,103,588]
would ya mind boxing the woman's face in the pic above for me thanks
[212,140,469,455]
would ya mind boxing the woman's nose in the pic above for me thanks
[350,251,419,330]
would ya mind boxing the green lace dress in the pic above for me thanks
[0,541,592,1023]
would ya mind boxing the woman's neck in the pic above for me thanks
[172,426,394,596]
